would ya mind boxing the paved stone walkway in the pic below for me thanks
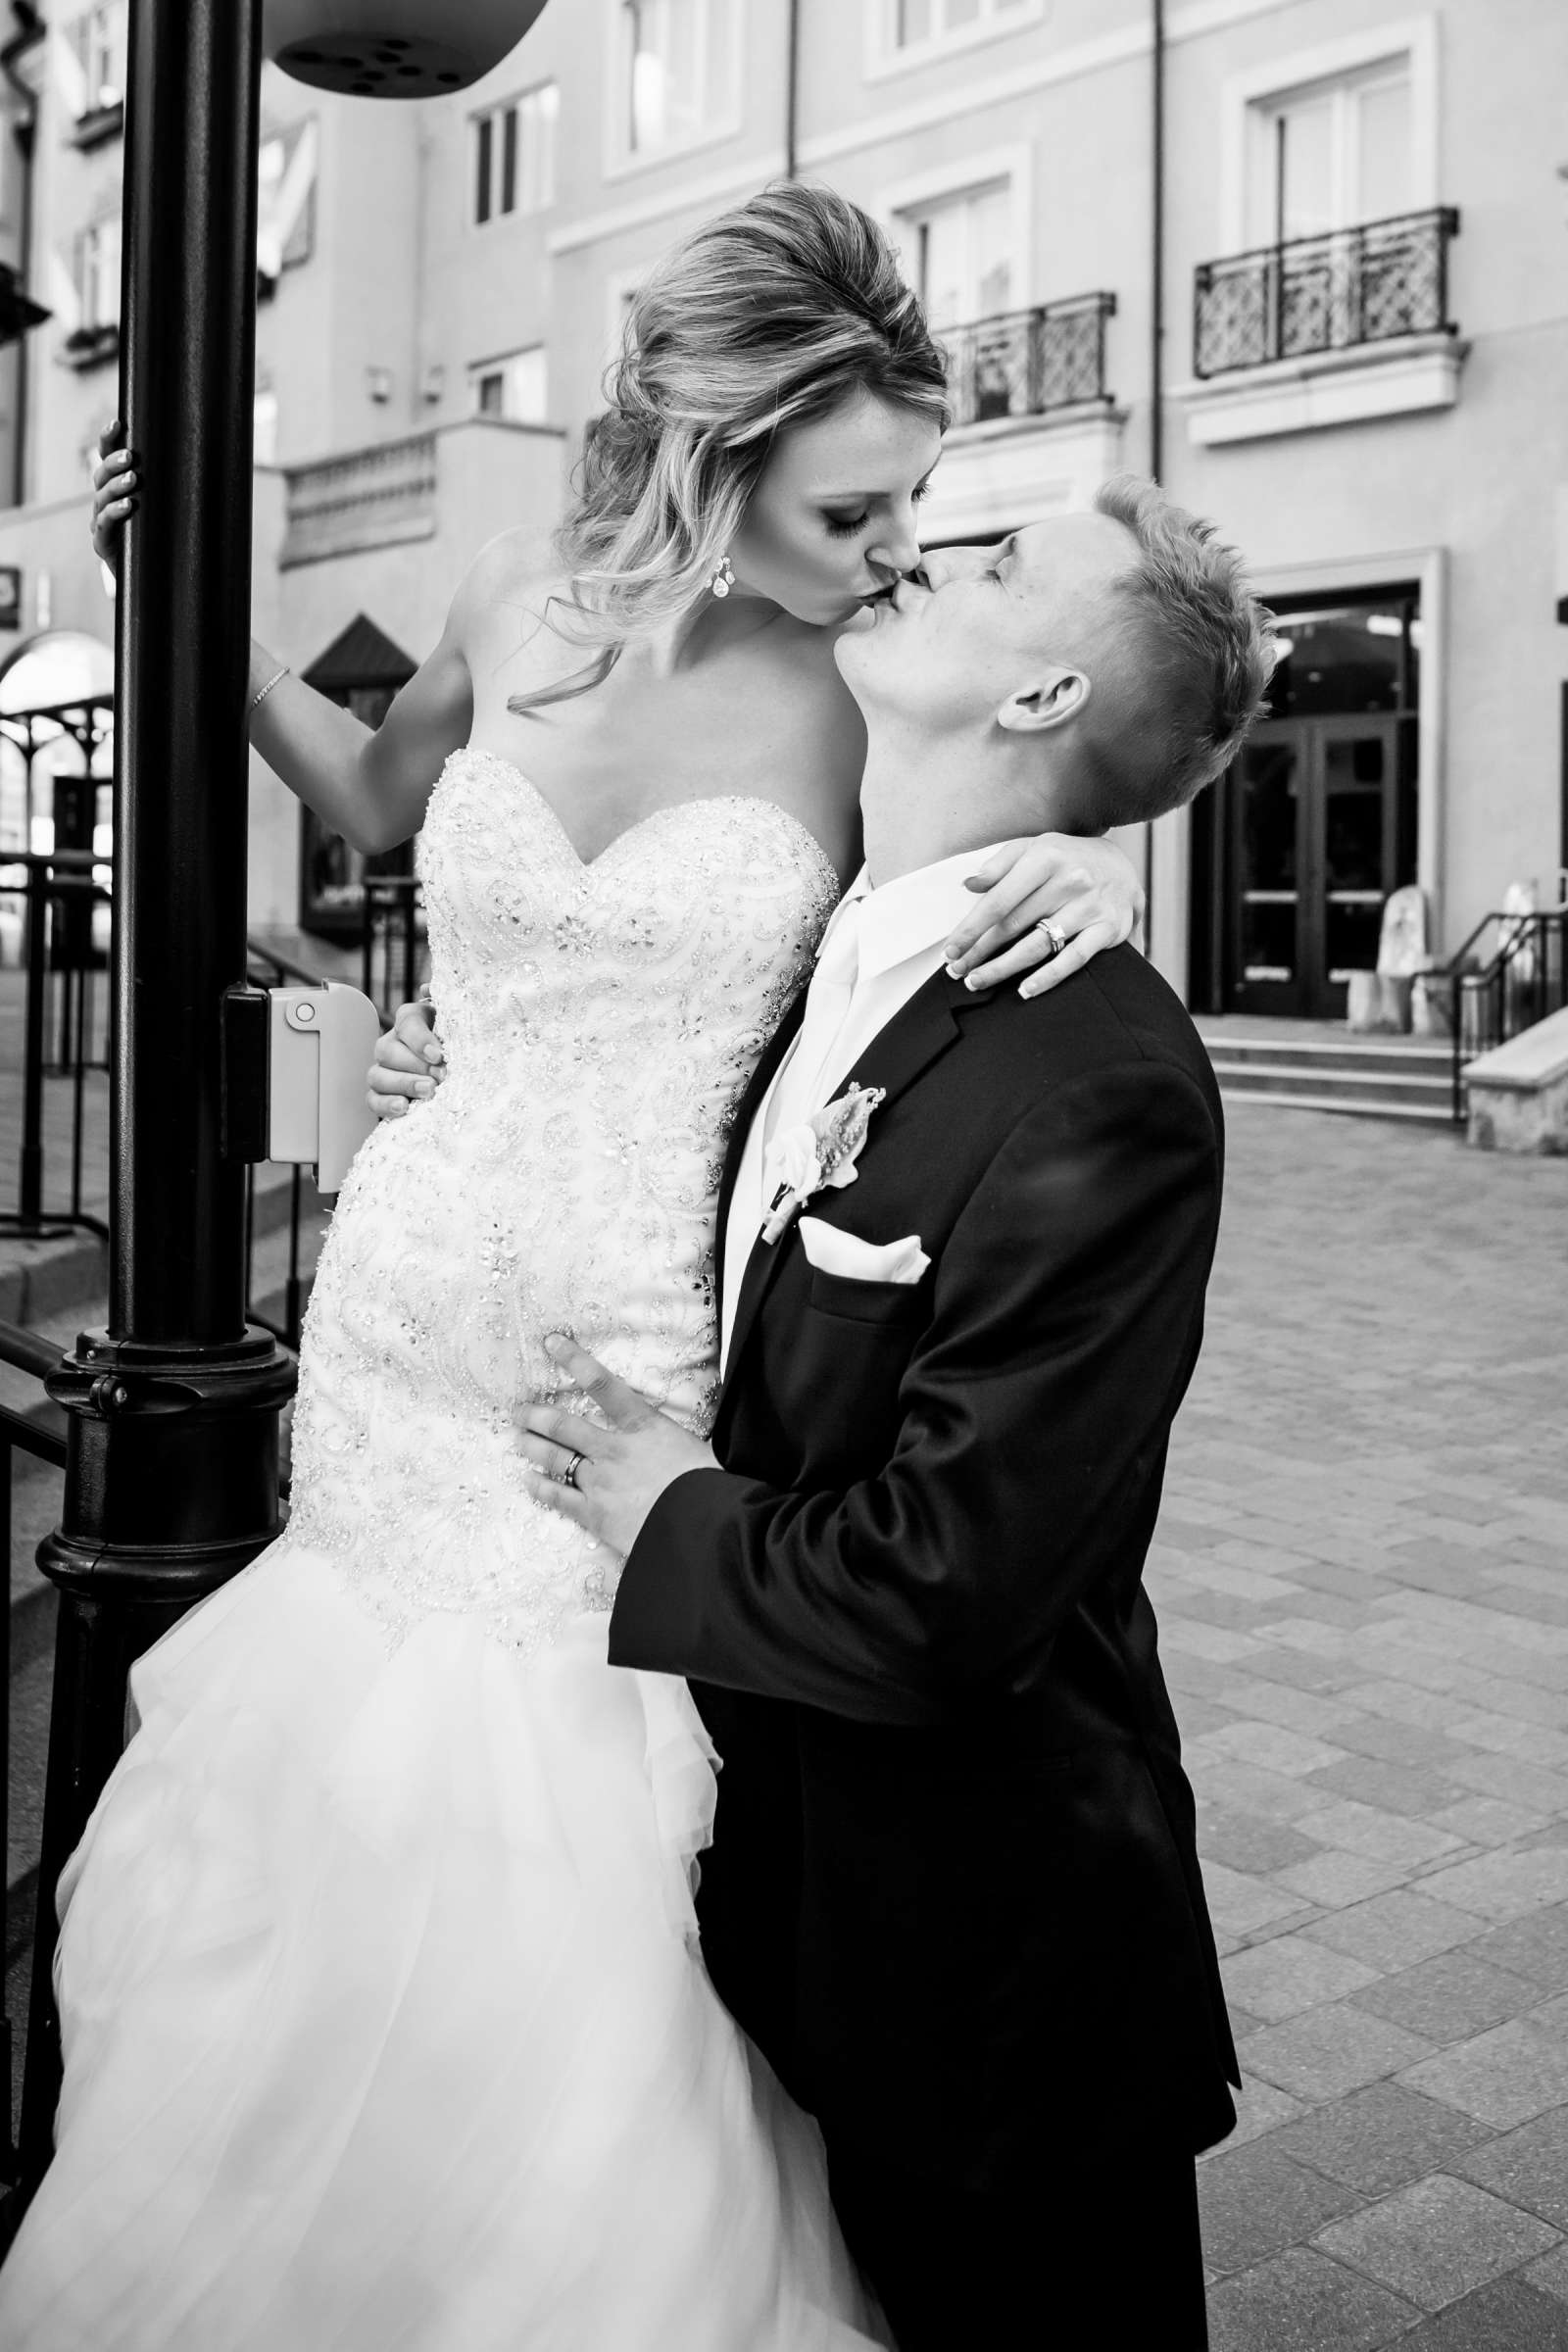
[1158,1102,1568,2349]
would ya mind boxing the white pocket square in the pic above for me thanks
[797,1217,930,1285]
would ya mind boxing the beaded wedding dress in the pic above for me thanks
[0,750,887,2351]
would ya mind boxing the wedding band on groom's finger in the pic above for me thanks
[516,1422,583,1484]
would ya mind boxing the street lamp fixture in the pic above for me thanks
[267,1,551,97]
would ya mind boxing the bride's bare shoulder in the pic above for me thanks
[451,527,565,631]
[446,528,589,702]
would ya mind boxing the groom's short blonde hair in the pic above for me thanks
[1084,475,1275,826]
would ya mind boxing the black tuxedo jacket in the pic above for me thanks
[609,943,1240,2191]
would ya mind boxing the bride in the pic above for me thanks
[0,185,1143,2348]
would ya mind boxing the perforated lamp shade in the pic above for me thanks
[265,1,551,98]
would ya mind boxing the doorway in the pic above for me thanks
[1190,588,1420,1018]
[1230,715,1403,1017]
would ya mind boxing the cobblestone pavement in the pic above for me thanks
[1156,1102,1568,2349]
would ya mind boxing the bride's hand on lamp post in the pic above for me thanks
[517,1336,717,1557]
[942,832,1147,998]
[90,420,138,578]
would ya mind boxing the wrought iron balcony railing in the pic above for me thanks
[1193,208,1459,380]
[943,293,1116,429]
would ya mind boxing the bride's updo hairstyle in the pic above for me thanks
[512,180,948,709]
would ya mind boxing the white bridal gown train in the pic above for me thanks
[0,750,888,2351]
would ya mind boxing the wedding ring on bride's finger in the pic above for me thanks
[1034,918,1067,959]
[561,1450,587,1491]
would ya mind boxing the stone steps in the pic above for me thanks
[1197,1026,1456,1125]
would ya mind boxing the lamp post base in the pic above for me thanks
[15,1324,296,2191]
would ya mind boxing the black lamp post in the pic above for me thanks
[20,0,550,2195]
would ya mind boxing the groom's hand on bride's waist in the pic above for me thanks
[518,1336,718,1557]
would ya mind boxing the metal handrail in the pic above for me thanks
[1447,906,1568,1122]
[1433,904,1503,980]
[1197,204,1460,283]
[0,1320,67,1387]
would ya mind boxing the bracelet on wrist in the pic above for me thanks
[249,663,290,716]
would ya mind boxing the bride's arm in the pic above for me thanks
[246,622,470,853]
[941,835,1146,998]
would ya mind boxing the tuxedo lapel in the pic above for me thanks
[714,968,986,1440]
[844,964,981,1119]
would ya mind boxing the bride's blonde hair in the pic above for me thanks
[513,181,949,710]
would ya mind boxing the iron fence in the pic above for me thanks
[1193,207,1460,380]
[0,852,113,1244]
[1446,906,1568,1123]
[362,873,427,1023]
[942,293,1116,429]
[0,864,328,1348]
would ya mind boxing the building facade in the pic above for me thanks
[0,0,1563,1005]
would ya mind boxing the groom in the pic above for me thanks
[521,476,1269,2349]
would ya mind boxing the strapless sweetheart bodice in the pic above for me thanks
[283,748,840,1649]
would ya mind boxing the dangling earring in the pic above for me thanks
[710,554,735,600]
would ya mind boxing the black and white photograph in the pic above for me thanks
[0,2,1565,2345]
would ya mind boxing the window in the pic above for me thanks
[75,217,121,330]
[468,347,549,425]
[898,179,1013,330]
[1248,59,1413,246]
[472,83,558,224]
[877,0,1031,68]
[620,0,739,160]
[65,216,121,365]
[258,119,318,290]
[65,4,124,121]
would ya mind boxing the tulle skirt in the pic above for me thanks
[0,1542,887,2350]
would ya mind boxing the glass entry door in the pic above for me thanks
[1231,714,1400,1017]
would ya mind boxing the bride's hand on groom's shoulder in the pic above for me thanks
[517,1337,718,1558]
[368,999,446,1118]
[941,833,1147,999]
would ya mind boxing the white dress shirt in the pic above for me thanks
[718,844,1008,1373]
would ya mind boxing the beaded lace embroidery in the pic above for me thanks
[283,750,839,1653]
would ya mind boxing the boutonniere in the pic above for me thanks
[760,1081,887,1245]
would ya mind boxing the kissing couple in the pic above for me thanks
[4,183,1268,2349]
